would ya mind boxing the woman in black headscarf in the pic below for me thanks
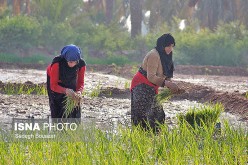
[47,44,86,119]
[130,33,179,132]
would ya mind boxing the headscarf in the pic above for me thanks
[60,44,82,61]
[155,33,175,78]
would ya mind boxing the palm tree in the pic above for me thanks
[0,0,7,15]
[25,0,31,15]
[146,0,160,31]
[188,0,243,30]
[13,0,21,16]
[105,0,114,24]
[31,0,81,23]
[239,0,248,27]
[145,0,187,31]
[130,0,142,38]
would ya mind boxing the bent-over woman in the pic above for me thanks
[47,44,86,119]
[130,33,179,131]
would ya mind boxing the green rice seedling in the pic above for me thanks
[26,86,35,95]
[90,84,101,98]
[35,84,47,95]
[124,81,130,89]
[177,103,224,129]
[17,84,24,95]
[156,88,172,104]
[62,95,80,118]
[3,83,15,95]
[108,90,112,96]
[2,83,48,95]
[245,91,248,99]
[0,119,247,164]
[81,90,88,96]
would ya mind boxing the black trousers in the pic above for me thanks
[47,75,81,119]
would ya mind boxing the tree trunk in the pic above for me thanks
[149,0,160,31]
[130,0,142,38]
[188,0,199,7]
[13,0,21,16]
[208,0,219,31]
[0,0,7,14]
[105,0,114,24]
[25,0,31,15]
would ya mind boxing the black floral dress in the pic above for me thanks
[131,69,165,132]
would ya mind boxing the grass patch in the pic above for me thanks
[0,53,50,65]
[0,118,247,164]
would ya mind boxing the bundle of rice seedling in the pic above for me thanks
[63,94,81,118]
[177,103,224,129]
[156,88,172,104]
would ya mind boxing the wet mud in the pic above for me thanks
[0,64,247,128]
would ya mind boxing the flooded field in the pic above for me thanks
[0,65,247,129]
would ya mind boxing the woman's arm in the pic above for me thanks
[76,66,86,92]
[49,63,66,94]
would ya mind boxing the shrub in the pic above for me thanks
[0,16,41,53]
[174,28,248,66]
[38,19,75,53]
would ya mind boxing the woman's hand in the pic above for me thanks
[164,80,179,93]
[74,91,82,105]
[75,91,82,100]
[65,88,76,98]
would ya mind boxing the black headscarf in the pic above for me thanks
[155,33,175,78]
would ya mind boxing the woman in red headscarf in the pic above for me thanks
[130,33,179,132]
[47,44,86,119]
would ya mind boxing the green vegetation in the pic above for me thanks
[1,83,47,95]
[0,83,103,98]
[156,88,172,104]
[0,53,51,65]
[175,24,248,66]
[0,15,248,67]
[0,119,247,164]
[177,103,223,129]
[0,16,41,53]
[63,96,80,118]
[0,1,248,66]
[124,81,130,89]
[89,84,101,98]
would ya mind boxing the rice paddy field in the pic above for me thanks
[0,64,247,164]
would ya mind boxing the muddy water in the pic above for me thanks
[0,69,247,129]
[0,94,246,130]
